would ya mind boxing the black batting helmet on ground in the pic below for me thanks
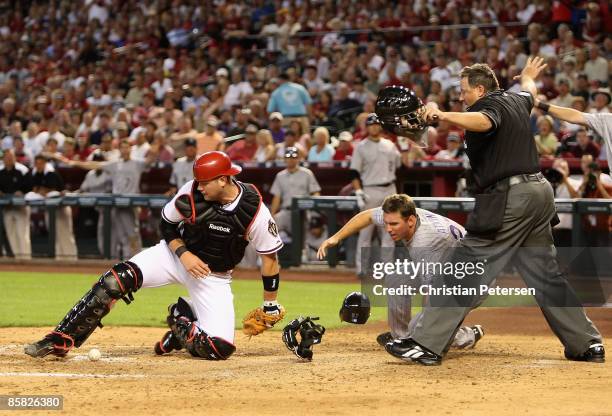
[375,85,427,138]
[339,292,371,324]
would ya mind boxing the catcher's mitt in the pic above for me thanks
[242,305,286,336]
[282,316,326,361]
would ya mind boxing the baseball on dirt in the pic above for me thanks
[88,348,101,361]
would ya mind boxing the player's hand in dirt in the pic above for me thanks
[180,252,211,278]
[317,236,340,260]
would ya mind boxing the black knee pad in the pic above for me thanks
[189,334,236,360]
[100,261,143,304]
[171,319,235,360]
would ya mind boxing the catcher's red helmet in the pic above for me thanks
[193,151,242,182]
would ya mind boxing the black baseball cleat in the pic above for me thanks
[24,332,74,358]
[154,330,183,355]
[385,339,442,366]
[376,332,393,347]
[565,343,605,363]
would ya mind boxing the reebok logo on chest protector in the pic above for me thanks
[209,223,231,233]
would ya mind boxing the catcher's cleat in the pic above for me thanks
[376,332,393,347]
[24,332,74,358]
[385,339,442,366]
[565,343,605,363]
[154,330,183,355]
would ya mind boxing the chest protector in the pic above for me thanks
[175,181,262,272]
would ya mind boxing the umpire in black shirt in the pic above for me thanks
[385,57,604,365]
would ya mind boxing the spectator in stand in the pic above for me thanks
[333,131,354,161]
[328,84,362,118]
[168,115,198,159]
[288,119,312,151]
[303,64,325,97]
[267,112,286,144]
[307,127,334,162]
[61,137,80,161]
[36,118,66,150]
[168,138,198,196]
[147,130,175,164]
[88,133,120,162]
[275,130,306,160]
[555,56,578,90]
[195,116,224,155]
[225,123,258,161]
[584,44,608,86]
[423,127,441,158]
[378,46,410,86]
[23,122,43,158]
[550,79,574,109]
[223,68,254,109]
[125,74,146,108]
[312,90,333,125]
[89,111,113,146]
[534,115,560,158]
[130,129,151,161]
[566,128,600,159]
[227,108,252,137]
[590,88,611,114]
[12,137,33,168]
[254,129,276,163]
[267,71,312,134]
[435,132,465,161]
[0,149,32,259]
[430,54,454,92]
[2,121,22,150]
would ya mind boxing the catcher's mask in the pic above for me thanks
[339,292,370,324]
[375,85,428,141]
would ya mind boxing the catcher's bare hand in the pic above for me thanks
[317,236,340,260]
[180,251,211,279]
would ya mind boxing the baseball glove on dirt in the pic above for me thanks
[242,304,286,336]
[282,316,325,361]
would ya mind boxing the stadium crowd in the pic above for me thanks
[0,0,610,259]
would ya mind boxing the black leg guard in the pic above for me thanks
[25,262,143,357]
[170,317,235,360]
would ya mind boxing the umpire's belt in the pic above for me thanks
[364,181,395,188]
[507,172,544,187]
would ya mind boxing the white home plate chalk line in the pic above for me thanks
[0,372,146,379]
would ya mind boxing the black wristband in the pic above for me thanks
[262,273,280,292]
[175,246,188,258]
[537,102,550,113]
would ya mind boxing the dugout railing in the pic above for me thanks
[0,195,609,264]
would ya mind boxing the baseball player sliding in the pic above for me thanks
[25,151,285,360]
[318,193,484,349]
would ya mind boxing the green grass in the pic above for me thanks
[0,272,387,329]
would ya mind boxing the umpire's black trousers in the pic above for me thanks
[410,178,603,356]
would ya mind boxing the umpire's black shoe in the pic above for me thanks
[385,339,442,366]
[24,332,74,358]
[376,332,393,347]
[565,343,605,363]
[154,331,183,355]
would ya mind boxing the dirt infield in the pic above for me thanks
[1,308,610,416]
